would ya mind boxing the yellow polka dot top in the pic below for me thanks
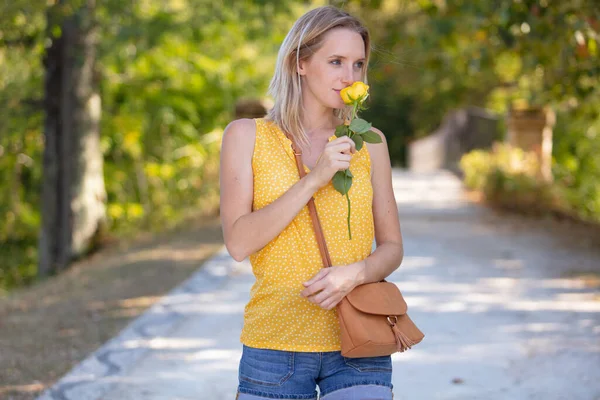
[240,117,375,352]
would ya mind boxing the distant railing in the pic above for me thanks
[408,107,499,175]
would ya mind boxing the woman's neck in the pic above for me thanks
[301,113,343,138]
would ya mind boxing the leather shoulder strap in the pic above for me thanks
[288,134,333,268]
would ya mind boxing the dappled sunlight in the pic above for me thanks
[392,342,524,365]
[390,280,472,294]
[118,296,163,308]
[399,256,437,269]
[517,336,600,354]
[80,242,223,272]
[477,277,518,289]
[104,308,147,318]
[505,299,600,312]
[180,348,241,366]
[160,300,247,315]
[87,296,163,312]
[539,277,600,289]
[120,246,214,264]
[86,296,166,321]
[97,343,243,397]
[30,174,599,399]
[500,322,569,334]
[0,383,46,397]
[121,337,217,351]
[149,291,248,316]
[435,301,469,312]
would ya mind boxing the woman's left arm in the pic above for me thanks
[301,127,404,310]
[354,126,404,284]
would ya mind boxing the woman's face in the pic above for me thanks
[298,27,366,110]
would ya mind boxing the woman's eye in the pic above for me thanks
[331,60,364,68]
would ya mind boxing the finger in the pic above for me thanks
[329,139,353,153]
[335,154,352,162]
[320,296,340,310]
[336,141,353,154]
[335,136,356,153]
[312,289,331,304]
[346,137,357,153]
[302,280,326,298]
[301,278,327,298]
[336,161,351,171]
[303,268,329,287]
[307,290,324,305]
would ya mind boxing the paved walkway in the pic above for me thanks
[38,170,600,400]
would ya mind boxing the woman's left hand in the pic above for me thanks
[300,262,365,310]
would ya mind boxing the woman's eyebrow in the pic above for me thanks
[329,54,366,61]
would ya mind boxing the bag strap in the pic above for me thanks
[288,134,333,269]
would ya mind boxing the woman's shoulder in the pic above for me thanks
[366,126,386,142]
[223,118,258,138]
[221,118,258,160]
[363,126,388,153]
[363,126,389,178]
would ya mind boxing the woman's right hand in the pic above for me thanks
[308,136,357,189]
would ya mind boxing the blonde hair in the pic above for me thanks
[265,5,371,150]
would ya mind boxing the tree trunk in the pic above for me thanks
[39,0,106,277]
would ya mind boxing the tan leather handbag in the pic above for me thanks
[289,136,424,358]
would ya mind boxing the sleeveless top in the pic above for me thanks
[240,117,375,352]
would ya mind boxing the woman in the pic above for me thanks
[220,5,403,400]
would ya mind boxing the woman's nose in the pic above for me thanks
[341,68,354,85]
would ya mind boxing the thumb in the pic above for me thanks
[303,268,329,286]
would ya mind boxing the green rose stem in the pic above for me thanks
[345,191,352,240]
[335,81,375,240]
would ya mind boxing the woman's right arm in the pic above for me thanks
[219,119,316,261]
[220,119,356,261]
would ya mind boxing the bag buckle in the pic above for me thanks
[387,316,398,326]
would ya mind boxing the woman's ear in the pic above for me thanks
[297,59,308,76]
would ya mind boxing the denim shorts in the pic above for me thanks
[236,345,393,399]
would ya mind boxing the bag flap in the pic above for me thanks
[344,281,407,316]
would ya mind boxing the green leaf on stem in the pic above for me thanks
[332,170,352,195]
[349,118,372,134]
[351,134,364,151]
[361,130,383,143]
[335,124,349,137]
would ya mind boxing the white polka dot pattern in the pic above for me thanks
[240,118,375,352]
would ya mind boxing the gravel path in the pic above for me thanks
[36,170,600,400]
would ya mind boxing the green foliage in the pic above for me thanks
[359,83,414,167]
[0,0,305,292]
[552,102,600,220]
[345,0,600,221]
[0,2,46,290]
[460,143,597,222]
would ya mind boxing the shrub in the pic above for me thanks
[460,143,561,216]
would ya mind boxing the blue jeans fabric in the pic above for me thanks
[237,345,393,399]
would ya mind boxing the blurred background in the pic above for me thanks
[1,0,599,291]
[0,1,599,397]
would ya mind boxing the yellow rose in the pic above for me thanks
[340,81,370,105]
[340,86,355,104]
[352,81,369,98]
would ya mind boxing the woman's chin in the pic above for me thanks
[333,98,347,108]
